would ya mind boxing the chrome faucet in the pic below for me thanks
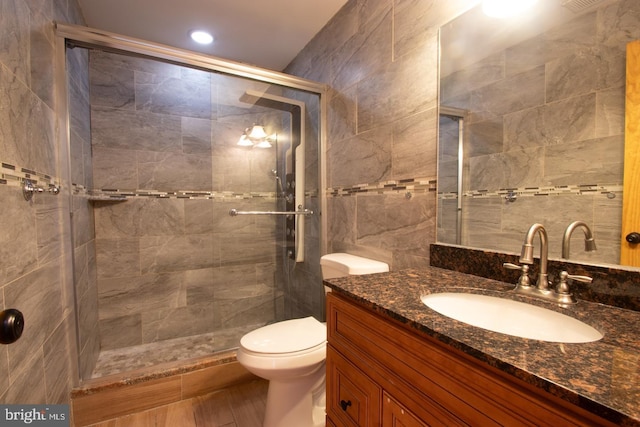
[562,221,597,259]
[519,223,550,292]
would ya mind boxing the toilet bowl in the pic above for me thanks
[236,253,389,427]
[237,316,327,427]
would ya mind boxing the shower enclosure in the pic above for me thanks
[56,24,327,380]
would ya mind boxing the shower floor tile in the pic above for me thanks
[92,325,258,378]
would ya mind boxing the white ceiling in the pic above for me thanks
[76,0,348,71]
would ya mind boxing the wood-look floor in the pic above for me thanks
[87,380,268,427]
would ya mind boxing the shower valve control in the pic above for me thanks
[0,309,24,345]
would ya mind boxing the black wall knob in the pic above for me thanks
[626,232,640,244]
[0,309,24,344]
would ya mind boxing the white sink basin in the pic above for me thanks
[421,292,602,343]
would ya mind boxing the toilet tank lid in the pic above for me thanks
[240,317,326,354]
[320,253,389,275]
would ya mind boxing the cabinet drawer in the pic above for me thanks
[383,392,429,427]
[327,345,381,427]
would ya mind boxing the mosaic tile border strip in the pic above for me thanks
[77,186,319,201]
[0,161,61,191]
[438,184,624,200]
[82,187,277,201]
[328,177,437,197]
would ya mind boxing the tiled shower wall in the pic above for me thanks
[0,0,85,403]
[84,51,292,354]
[437,1,629,265]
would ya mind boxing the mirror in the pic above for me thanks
[437,0,639,266]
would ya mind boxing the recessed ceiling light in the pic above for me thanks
[190,30,214,45]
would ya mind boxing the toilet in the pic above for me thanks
[236,253,389,427]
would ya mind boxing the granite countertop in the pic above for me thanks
[324,266,640,426]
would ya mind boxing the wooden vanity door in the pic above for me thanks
[621,40,640,266]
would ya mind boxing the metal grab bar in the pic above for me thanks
[229,208,313,216]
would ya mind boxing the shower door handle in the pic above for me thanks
[228,208,313,216]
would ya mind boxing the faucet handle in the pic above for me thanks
[503,263,532,288]
[555,271,592,304]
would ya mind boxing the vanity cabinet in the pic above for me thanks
[325,292,616,427]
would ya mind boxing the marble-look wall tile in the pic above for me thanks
[98,273,186,320]
[216,233,275,266]
[0,352,46,404]
[140,235,215,274]
[436,198,458,245]
[94,198,185,238]
[441,52,505,103]
[596,85,625,137]
[357,36,438,133]
[89,61,135,110]
[504,93,597,151]
[91,105,183,152]
[0,187,38,284]
[35,200,64,265]
[185,199,214,234]
[287,1,357,84]
[0,66,55,173]
[598,0,640,53]
[505,12,597,77]
[182,117,213,155]
[0,0,30,84]
[466,118,503,157]
[545,51,600,103]
[392,108,438,179]
[77,260,99,353]
[43,317,74,404]
[91,147,138,189]
[99,315,142,350]
[356,193,435,260]
[328,86,357,144]
[136,67,211,119]
[544,135,624,185]
[399,0,478,57]
[142,302,215,343]
[468,146,545,191]
[327,196,357,245]
[4,263,63,375]
[73,196,95,247]
[329,125,392,187]
[95,238,140,279]
[137,151,213,191]
[331,4,392,92]
[471,65,545,118]
[212,282,275,330]
[29,11,56,110]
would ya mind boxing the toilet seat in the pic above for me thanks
[240,316,326,355]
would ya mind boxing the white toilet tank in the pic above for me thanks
[320,253,389,279]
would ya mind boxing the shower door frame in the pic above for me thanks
[53,22,329,378]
